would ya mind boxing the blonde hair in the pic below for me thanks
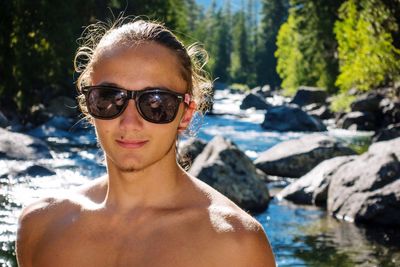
[74,17,213,121]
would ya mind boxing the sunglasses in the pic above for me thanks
[81,85,191,123]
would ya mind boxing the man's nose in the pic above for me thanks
[119,100,144,130]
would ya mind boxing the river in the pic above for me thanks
[1,89,399,266]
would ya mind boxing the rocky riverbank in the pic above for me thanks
[1,88,399,267]
[228,84,400,226]
[1,84,399,221]
[239,85,400,138]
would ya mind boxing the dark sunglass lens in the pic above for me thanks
[138,92,180,123]
[87,88,127,118]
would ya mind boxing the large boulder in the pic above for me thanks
[368,136,400,157]
[240,92,271,110]
[276,156,355,206]
[290,86,327,107]
[189,135,270,212]
[0,128,52,160]
[327,137,400,226]
[261,105,327,132]
[254,134,356,178]
[337,111,377,131]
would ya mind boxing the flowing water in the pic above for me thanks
[1,90,399,266]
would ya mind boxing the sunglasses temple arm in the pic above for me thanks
[184,94,191,105]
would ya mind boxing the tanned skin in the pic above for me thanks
[16,42,276,267]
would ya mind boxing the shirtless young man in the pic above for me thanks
[16,19,276,267]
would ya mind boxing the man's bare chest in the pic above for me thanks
[32,214,214,267]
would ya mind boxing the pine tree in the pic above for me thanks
[230,9,253,85]
[213,5,232,83]
[275,0,343,94]
[256,0,288,89]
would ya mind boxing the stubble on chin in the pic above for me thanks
[111,138,178,173]
[117,165,144,173]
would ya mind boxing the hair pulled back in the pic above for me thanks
[74,17,212,120]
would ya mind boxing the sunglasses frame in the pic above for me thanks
[81,85,191,123]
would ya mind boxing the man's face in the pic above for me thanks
[90,42,192,172]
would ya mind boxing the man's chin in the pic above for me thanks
[116,164,145,173]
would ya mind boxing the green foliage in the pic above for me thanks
[330,92,356,112]
[348,141,370,155]
[334,0,400,92]
[0,0,191,118]
[3,0,94,114]
[275,15,303,95]
[6,0,399,121]
[275,0,343,95]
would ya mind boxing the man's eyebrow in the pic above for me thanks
[97,82,121,87]
[93,82,177,93]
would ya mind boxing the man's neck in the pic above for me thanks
[102,152,187,213]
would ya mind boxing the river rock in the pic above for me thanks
[240,92,270,110]
[254,134,356,178]
[304,104,333,120]
[178,138,207,168]
[368,136,400,157]
[0,128,52,160]
[380,98,400,127]
[22,165,56,177]
[327,137,400,226]
[290,86,327,107]
[373,123,400,142]
[276,156,355,206]
[189,135,270,212]
[351,93,382,113]
[261,105,327,132]
[337,111,377,131]
[1,163,56,178]
[252,85,272,98]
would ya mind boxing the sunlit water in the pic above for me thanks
[1,90,399,266]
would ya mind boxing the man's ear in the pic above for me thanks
[178,101,196,133]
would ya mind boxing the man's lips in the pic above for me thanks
[115,139,148,149]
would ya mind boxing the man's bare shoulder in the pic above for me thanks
[19,176,107,224]
[16,194,84,267]
[191,177,276,266]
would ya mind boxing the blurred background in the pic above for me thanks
[1,0,398,120]
[1,0,400,266]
